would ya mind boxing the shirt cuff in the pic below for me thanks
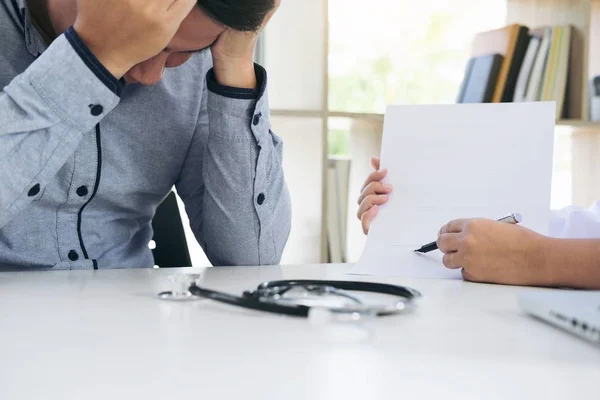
[13,33,121,132]
[206,63,267,100]
[64,26,126,97]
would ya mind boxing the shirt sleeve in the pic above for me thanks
[0,28,121,229]
[549,201,600,238]
[175,56,292,266]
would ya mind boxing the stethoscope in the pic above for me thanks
[158,277,422,320]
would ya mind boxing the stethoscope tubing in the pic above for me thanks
[177,280,421,318]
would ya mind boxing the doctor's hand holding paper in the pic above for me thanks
[358,157,600,289]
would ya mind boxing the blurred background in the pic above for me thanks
[181,0,599,267]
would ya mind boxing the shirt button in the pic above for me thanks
[90,104,104,116]
[76,185,89,197]
[252,113,262,126]
[28,184,40,197]
[68,250,79,261]
[257,193,266,205]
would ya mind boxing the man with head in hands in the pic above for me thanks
[0,0,291,270]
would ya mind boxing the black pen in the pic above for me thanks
[413,213,522,254]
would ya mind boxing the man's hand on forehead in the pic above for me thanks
[73,0,197,79]
[209,0,281,88]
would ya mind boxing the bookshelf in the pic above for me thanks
[506,0,597,122]
[507,0,600,207]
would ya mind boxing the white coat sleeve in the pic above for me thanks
[549,201,600,238]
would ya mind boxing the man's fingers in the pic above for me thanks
[360,169,388,193]
[437,233,461,253]
[442,252,462,269]
[357,181,392,206]
[370,156,381,171]
[362,205,379,235]
[438,219,468,236]
[356,194,388,220]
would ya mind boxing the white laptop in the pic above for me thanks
[518,290,600,346]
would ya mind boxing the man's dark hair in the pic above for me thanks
[197,0,275,32]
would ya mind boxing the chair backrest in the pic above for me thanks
[151,192,192,268]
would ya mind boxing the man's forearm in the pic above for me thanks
[0,33,119,229]
[193,62,291,266]
[542,238,600,289]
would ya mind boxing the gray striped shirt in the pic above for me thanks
[0,0,291,270]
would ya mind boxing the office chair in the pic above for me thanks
[151,191,192,268]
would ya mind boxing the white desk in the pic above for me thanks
[1,264,598,399]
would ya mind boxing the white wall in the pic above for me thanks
[263,0,326,111]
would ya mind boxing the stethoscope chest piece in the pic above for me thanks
[157,273,204,301]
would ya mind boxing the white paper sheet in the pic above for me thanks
[351,102,556,279]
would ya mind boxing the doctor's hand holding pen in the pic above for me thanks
[357,156,562,287]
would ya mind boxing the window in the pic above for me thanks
[329,0,508,113]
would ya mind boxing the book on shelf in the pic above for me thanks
[503,25,530,102]
[513,34,541,102]
[459,24,572,119]
[540,26,572,118]
[525,27,553,103]
[470,24,530,103]
[457,54,504,103]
